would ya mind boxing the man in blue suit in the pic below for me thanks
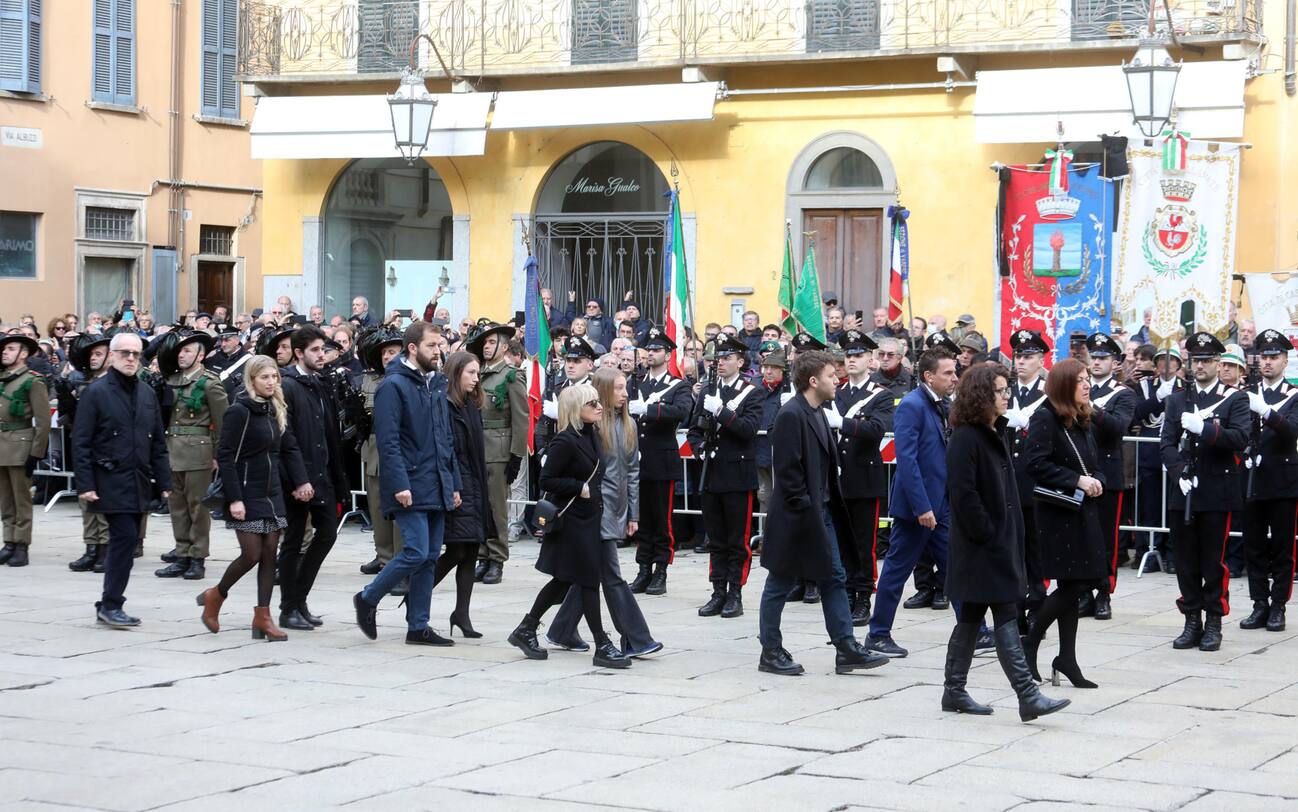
[866,347,959,657]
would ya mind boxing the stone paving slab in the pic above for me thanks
[2,505,1298,810]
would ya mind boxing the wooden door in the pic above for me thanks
[801,209,883,317]
[197,260,233,316]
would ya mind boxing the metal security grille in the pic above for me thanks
[1071,0,1151,40]
[807,0,881,51]
[534,215,665,330]
[85,206,135,241]
[571,0,638,66]
[358,0,418,73]
[199,224,234,255]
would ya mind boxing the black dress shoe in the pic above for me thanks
[758,647,804,676]
[1077,592,1096,617]
[802,583,820,604]
[692,541,709,555]
[1267,606,1286,632]
[181,558,205,580]
[1161,555,1176,575]
[851,592,871,627]
[902,588,934,609]
[1240,602,1269,630]
[1094,593,1112,621]
[1199,615,1223,651]
[864,635,909,658]
[834,638,889,673]
[6,545,28,567]
[160,548,180,563]
[482,562,503,585]
[155,559,190,578]
[280,608,315,631]
[629,565,652,594]
[298,602,323,626]
[474,559,489,582]
[593,637,632,669]
[406,627,454,647]
[353,593,377,640]
[96,606,141,628]
[645,567,667,596]
[785,582,806,602]
[359,557,384,575]
[133,540,144,558]
[698,585,726,617]
[930,590,950,611]
[721,589,744,618]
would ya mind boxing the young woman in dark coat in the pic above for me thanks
[197,355,313,640]
[507,383,631,669]
[433,351,496,638]
[1023,357,1107,689]
[943,364,1069,722]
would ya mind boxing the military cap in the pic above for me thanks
[1221,343,1246,369]
[1085,332,1123,357]
[759,345,787,370]
[924,330,960,354]
[958,331,989,353]
[68,332,111,374]
[1009,329,1050,355]
[1154,344,1183,363]
[464,322,514,361]
[563,335,599,360]
[640,325,676,351]
[1186,331,1226,359]
[712,334,749,357]
[791,331,826,352]
[840,329,878,356]
[1255,329,1294,356]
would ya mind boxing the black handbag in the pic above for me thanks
[533,462,599,541]
[1032,425,1088,512]
[202,412,248,510]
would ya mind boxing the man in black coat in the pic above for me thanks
[278,325,350,631]
[1003,329,1050,626]
[757,349,890,676]
[1132,345,1183,572]
[1240,329,1298,632]
[73,332,172,628]
[1082,332,1136,620]
[687,334,762,619]
[626,326,694,596]
[1160,332,1249,652]
[835,330,894,625]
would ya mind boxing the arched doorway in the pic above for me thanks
[785,133,897,318]
[533,141,670,327]
[321,158,454,319]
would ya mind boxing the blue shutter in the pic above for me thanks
[92,0,134,105]
[219,0,237,118]
[201,0,238,118]
[1,0,41,94]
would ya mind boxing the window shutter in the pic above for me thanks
[218,0,237,118]
[201,0,238,117]
[92,0,134,105]
[1,0,41,94]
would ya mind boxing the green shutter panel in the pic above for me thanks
[201,0,220,115]
[218,0,237,117]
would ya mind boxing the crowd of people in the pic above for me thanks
[1,287,1294,722]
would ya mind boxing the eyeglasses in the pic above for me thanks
[54,325,66,331]
[114,350,142,358]
[877,351,898,358]
[585,399,602,409]
[994,386,1010,396]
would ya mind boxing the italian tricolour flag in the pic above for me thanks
[663,189,689,377]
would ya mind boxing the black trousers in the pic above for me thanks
[844,496,882,594]
[1023,504,1047,608]
[635,480,677,567]
[913,548,939,592]
[1244,498,1297,606]
[1097,490,1124,595]
[1170,510,1232,617]
[703,490,754,587]
[100,513,144,612]
[280,499,338,612]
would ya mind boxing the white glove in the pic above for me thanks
[1248,392,1271,417]
[703,394,723,416]
[824,405,843,430]
[628,400,647,417]
[542,399,558,420]
[1156,379,1174,402]
[1181,412,1204,435]
[1244,455,1255,470]
[1004,408,1028,430]
[780,391,794,406]
[1179,476,1193,496]
[644,390,663,405]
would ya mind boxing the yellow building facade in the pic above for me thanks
[244,0,1295,334]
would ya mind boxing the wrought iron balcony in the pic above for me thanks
[238,0,1262,79]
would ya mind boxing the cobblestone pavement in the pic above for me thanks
[3,505,1297,811]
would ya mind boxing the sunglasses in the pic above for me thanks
[114,350,142,358]
[584,399,602,409]
[54,325,66,331]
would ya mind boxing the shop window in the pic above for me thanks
[85,206,136,241]
[0,0,41,94]
[572,0,637,65]
[803,147,883,190]
[200,224,234,256]
[806,0,881,52]
[358,0,418,73]
[0,212,37,279]
[201,0,239,118]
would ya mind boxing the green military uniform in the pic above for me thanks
[362,371,402,563]
[480,358,529,565]
[0,362,50,553]
[164,364,228,562]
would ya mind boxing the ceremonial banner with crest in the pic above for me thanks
[1115,143,1241,337]
[998,163,1113,363]
[1244,273,1298,382]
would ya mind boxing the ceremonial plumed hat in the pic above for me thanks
[68,332,111,374]
[464,322,514,361]
[357,326,404,373]
[0,333,39,359]
[254,325,294,360]
[157,330,213,378]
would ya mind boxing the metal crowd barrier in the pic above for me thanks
[34,421,77,512]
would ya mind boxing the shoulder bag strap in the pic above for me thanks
[1061,425,1089,478]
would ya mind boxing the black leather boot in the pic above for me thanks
[93,544,108,573]
[698,583,726,617]
[785,582,806,602]
[1199,614,1223,651]
[593,636,632,669]
[802,582,820,604]
[69,545,98,572]
[6,545,27,567]
[851,591,871,627]
[155,558,190,578]
[507,614,548,660]
[482,561,503,585]
[1267,605,1286,632]
[182,558,205,580]
[758,647,804,676]
[279,607,314,631]
[1172,612,1203,649]
[0,543,15,565]
[1077,591,1096,618]
[942,622,992,714]
[993,621,1069,722]
[645,565,668,596]
[473,559,489,582]
[835,637,889,674]
[930,590,950,611]
[1240,602,1269,630]
[721,586,744,618]
[359,557,384,575]
[902,588,933,609]
[629,564,652,594]
[1093,592,1112,621]
[160,548,180,563]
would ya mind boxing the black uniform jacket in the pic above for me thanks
[280,365,349,505]
[72,368,172,514]
[1008,375,1047,504]
[1250,380,1298,500]
[686,374,762,493]
[634,371,694,482]
[1088,377,1136,490]
[946,417,1025,604]
[836,378,894,500]
[760,392,859,581]
[1160,381,1249,512]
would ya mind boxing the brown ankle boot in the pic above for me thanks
[196,588,225,633]
[252,606,287,641]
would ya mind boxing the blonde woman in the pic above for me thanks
[547,368,661,657]
[197,355,313,640]
[508,383,631,668]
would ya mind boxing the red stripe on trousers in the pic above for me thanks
[1109,491,1124,595]
[665,484,677,565]
[871,500,881,580]
[1219,513,1233,616]
[1289,502,1297,603]
[739,492,754,586]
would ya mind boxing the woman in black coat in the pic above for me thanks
[508,383,630,669]
[1023,358,1107,689]
[433,352,496,638]
[943,364,1069,722]
[197,355,311,641]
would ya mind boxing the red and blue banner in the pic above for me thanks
[998,163,1114,363]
